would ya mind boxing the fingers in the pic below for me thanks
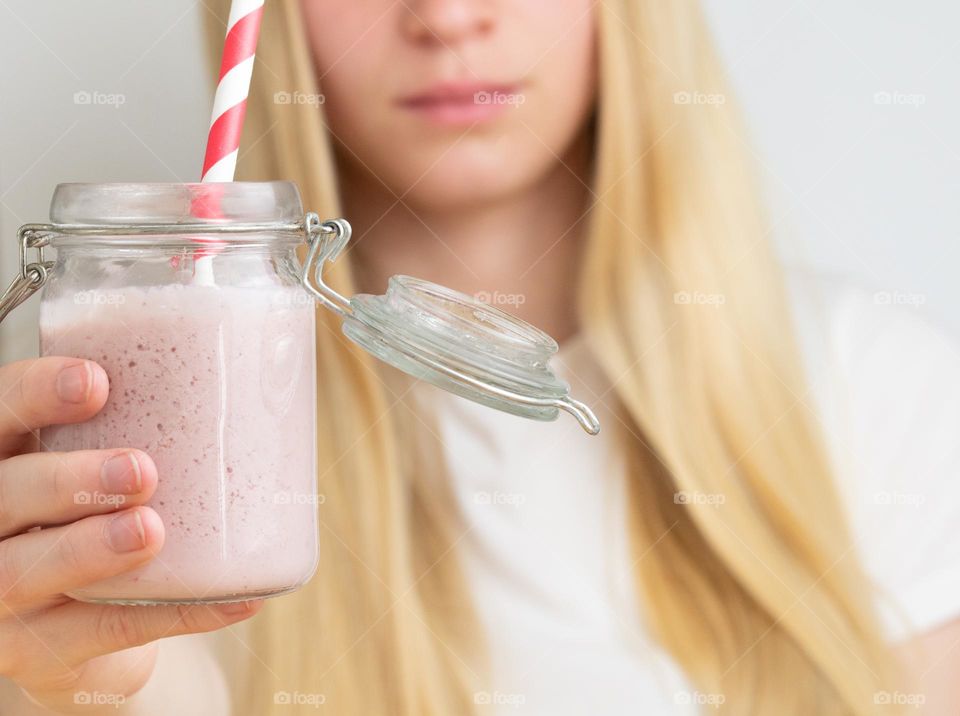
[0,506,164,615]
[0,449,157,538]
[0,358,109,458]
[8,599,263,681]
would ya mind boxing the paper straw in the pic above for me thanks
[194,0,265,282]
[201,0,264,182]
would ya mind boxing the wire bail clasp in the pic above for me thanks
[0,224,56,324]
[300,213,353,318]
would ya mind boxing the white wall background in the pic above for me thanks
[700,0,960,335]
[1,0,958,362]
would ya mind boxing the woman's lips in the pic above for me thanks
[396,81,524,126]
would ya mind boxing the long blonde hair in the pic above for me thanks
[205,1,897,713]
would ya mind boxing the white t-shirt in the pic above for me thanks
[420,268,960,714]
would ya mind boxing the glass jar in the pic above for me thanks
[40,182,318,604]
[0,181,600,606]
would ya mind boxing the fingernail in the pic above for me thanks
[106,511,146,552]
[100,452,142,495]
[56,362,92,403]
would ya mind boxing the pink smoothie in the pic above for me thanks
[39,283,318,603]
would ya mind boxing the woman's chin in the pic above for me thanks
[398,173,526,211]
[383,151,560,212]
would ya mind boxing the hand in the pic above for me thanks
[0,357,262,713]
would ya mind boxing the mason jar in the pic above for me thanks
[35,182,319,604]
[1,181,600,605]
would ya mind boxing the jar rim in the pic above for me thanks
[50,182,304,227]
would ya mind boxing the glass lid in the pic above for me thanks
[303,217,600,435]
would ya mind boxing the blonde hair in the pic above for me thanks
[205,1,897,713]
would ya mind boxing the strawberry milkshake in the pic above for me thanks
[39,283,319,604]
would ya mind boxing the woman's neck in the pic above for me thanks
[339,136,592,344]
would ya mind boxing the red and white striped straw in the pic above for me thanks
[201,0,264,183]
[193,0,264,278]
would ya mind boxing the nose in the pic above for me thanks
[401,0,495,47]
